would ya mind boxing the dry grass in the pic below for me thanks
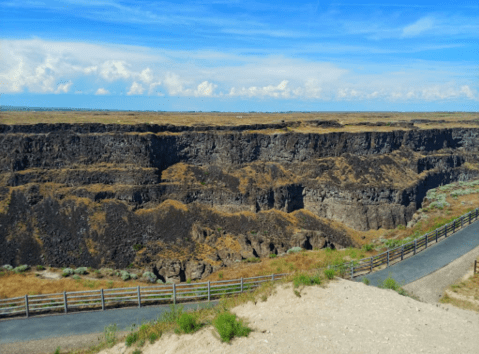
[1,111,478,130]
[0,269,148,298]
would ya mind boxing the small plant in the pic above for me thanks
[104,323,118,347]
[377,274,408,296]
[269,254,277,258]
[293,273,321,288]
[62,268,74,277]
[160,304,184,323]
[72,274,81,280]
[36,265,45,271]
[74,267,88,275]
[132,350,142,354]
[324,268,335,280]
[186,278,192,284]
[177,313,201,334]
[148,332,159,344]
[132,244,144,251]
[287,247,302,254]
[125,332,139,347]
[243,257,260,263]
[130,273,138,279]
[127,263,134,269]
[13,264,29,273]
[54,346,61,354]
[396,224,406,230]
[107,280,114,288]
[362,277,370,285]
[294,290,301,298]
[362,244,373,252]
[2,265,13,271]
[142,271,157,282]
[213,311,252,343]
[121,271,130,281]
[218,271,223,279]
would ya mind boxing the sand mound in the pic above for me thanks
[100,278,479,354]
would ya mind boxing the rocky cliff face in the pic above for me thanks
[1,122,478,282]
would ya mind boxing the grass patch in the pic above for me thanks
[176,312,201,334]
[293,273,322,288]
[213,311,252,343]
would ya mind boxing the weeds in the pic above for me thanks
[125,332,139,347]
[104,323,118,348]
[176,312,201,334]
[293,273,321,288]
[213,311,252,343]
[324,269,335,280]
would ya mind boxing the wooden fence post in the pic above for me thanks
[272,274,275,282]
[64,291,68,313]
[387,251,390,267]
[401,246,404,261]
[207,281,211,301]
[25,295,29,318]
[240,277,244,293]
[137,286,141,308]
[414,239,417,255]
[370,257,373,272]
[436,229,438,243]
[350,263,354,278]
[172,283,176,305]
[461,216,464,229]
[445,225,448,238]
[425,234,428,249]
[101,289,105,311]
[453,220,455,233]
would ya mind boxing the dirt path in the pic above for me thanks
[95,279,479,354]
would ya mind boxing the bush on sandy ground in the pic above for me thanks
[142,271,157,283]
[74,267,88,275]
[121,271,130,281]
[2,264,13,271]
[62,268,74,277]
[213,311,252,343]
[176,313,201,334]
[293,273,322,288]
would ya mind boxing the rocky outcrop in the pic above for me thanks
[1,123,479,280]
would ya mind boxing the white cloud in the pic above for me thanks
[127,81,144,95]
[139,68,153,83]
[402,17,435,37]
[55,81,72,93]
[460,85,475,99]
[163,72,192,96]
[100,60,131,81]
[95,88,110,95]
[194,81,218,97]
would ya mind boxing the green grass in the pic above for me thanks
[125,332,139,347]
[293,273,321,288]
[213,311,252,343]
[377,273,410,297]
[323,269,335,280]
[104,323,118,348]
[176,312,201,334]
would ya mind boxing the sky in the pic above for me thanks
[0,0,478,112]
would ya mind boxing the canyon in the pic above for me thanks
[1,113,479,282]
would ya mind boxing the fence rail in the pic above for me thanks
[0,273,288,319]
[328,208,479,280]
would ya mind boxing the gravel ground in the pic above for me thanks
[97,279,479,354]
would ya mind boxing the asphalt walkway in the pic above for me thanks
[354,219,479,287]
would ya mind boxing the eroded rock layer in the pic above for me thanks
[1,123,478,281]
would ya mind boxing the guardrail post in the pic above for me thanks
[25,295,29,318]
[445,225,447,238]
[207,281,211,301]
[387,251,390,267]
[414,239,417,255]
[272,274,275,282]
[453,220,455,233]
[101,289,105,311]
[137,286,141,308]
[460,217,463,229]
[240,277,244,293]
[63,291,68,313]
[370,257,373,272]
[425,234,428,249]
[469,212,472,224]
[172,283,176,305]
[436,229,438,243]
[401,246,404,261]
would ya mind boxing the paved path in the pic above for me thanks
[0,300,218,344]
[354,220,479,288]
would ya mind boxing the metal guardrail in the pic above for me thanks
[0,273,289,319]
[328,208,479,280]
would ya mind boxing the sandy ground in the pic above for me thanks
[96,278,479,354]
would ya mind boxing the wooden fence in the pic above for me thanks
[328,208,479,280]
[0,273,288,319]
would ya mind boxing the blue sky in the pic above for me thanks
[1,0,478,112]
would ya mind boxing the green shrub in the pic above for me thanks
[132,350,142,354]
[130,273,138,279]
[72,274,81,280]
[177,313,200,334]
[396,224,406,230]
[142,271,157,282]
[14,264,29,273]
[2,264,13,271]
[362,277,370,285]
[269,254,277,258]
[213,311,252,343]
[323,269,335,280]
[132,244,144,251]
[125,332,138,347]
[243,257,260,263]
[121,271,130,281]
[62,268,74,277]
[36,265,45,271]
[148,332,159,344]
[54,346,61,354]
[160,304,184,324]
[104,323,118,347]
[377,275,407,296]
[293,273,321,288]
[287,247,302,254]
[156,279,164,284]
[74,267,88,275]
[361,244,373,252]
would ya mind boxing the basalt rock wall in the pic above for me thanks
[1,124,478,281]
